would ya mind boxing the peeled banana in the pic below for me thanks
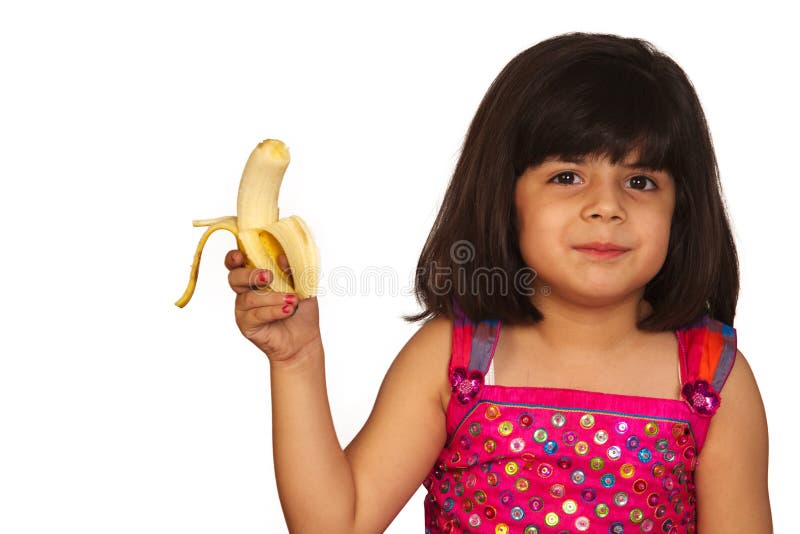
[175,139,320,307]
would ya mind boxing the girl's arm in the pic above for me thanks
[694,350,772,532]
[271,315,452,533]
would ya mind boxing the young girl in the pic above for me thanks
[224,32,771,533]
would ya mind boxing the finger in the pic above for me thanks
[228,267,274,295]
[225,250,244,271]
[236,297,299,327]
[236,290,297,312]
[277,253,295,286]
[277,253,291,275]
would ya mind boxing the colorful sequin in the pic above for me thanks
[423,305,737,533]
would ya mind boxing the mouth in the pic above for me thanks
[572,242,630,259]
[573,241,630,252]
[573,248,628,259]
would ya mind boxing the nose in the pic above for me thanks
[581,180,626,222]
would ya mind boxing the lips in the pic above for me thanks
[573,241,630,252]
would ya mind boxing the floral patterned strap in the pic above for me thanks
[678,314,737,417]
[448,300,500,404]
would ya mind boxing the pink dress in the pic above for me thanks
[422,304,737,534]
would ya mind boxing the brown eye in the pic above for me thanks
[548,171,583,185]
[626,175,657,190]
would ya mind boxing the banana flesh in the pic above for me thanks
[175,139,320,307]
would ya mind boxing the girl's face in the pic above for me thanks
[514,150,676,307]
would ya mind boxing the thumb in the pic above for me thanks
[276,253,295,289]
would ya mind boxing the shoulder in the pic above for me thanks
[396,315,454,415]
[694,349,772,527]
[711,349,767,435]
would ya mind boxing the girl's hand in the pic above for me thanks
[225,249,321,364]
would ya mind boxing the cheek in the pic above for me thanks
[515,204,562,262]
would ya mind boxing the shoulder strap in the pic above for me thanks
[449,300,500,376]
[677,314,737,414]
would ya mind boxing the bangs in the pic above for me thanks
[513,55,677,176]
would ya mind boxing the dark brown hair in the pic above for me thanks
[403,32,739,330]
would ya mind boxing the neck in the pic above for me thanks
[525,282,651,358]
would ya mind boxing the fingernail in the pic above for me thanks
[258,271,267,283]
[281,304,292,314]
[284,294,296,305]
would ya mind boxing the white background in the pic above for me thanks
[1,1,796,532]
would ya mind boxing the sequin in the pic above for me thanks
[487,472,499,486]
[593,429,609,445]
[468,513,482,527]
[655,438,668,452]
[600,474,616,487]
[484,439,496,453]
[620,463,635,478]
[551,413,567,428]
[607,445,622,460]
[629,508,644,522]
[681,379,721,415]
[640,518,655,532]
[638,448,652,462]
[544,512,560,526]
[644,422,659,436]
[651,463,665,477]
[594,503,609,518]
[625,435,640,450]
[519,413,533,427]
[574,441,590,455]
[485,505,496,518]
[524,527,539,534]
[580,487,596,502]
[529,496,544,511]
[495,524,509,534]
[571,469,586,484]
[537,463,554,478]
[450,367,483,404]
[633,479,648,493]
[663,450,677,462]
[614,421,629,434]
[613,491,629,506]
[469,422,482,436]
[505,462,519,476]
[485,404,501,420]
[550,483,565,498]
[459,435,471,450]
[515,478,529,492]
[590,457,604,470]
[562,499,578,514]
[510,506,525,520]
[498,421,514,436]
[533,428,548,443]
[510,437,526,453]
[544,440,558,454]
[443,497,454,511]
[500,490,513,506]
[562,431,578,445]
[579,414,595,429]
[557,455,572,469]
[474,490,487,503]
[574,516,590,531]
[610,521,624,533]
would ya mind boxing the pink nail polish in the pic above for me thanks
[284,294,296,305]
[258,271,267,283]
[281,304,292,314]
